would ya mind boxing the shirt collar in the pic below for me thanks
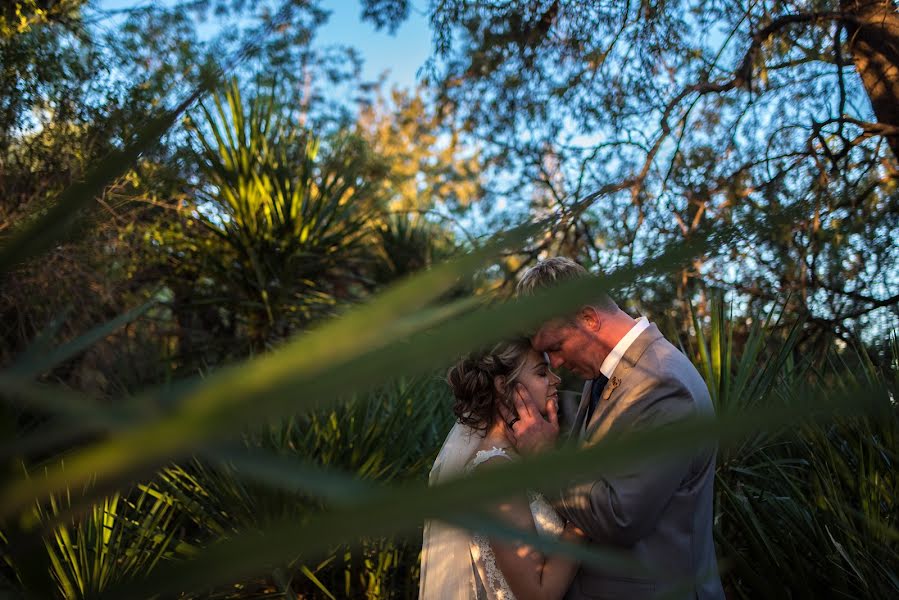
[599,316,650,378]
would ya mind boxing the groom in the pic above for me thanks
[507,257,725,600]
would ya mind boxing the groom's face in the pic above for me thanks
[532,318,600,380]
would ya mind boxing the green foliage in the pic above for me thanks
[156,376,452,598]
[356,86,485,214]
[1,4,897,599]
[1,3,114,223]
[0,207,736,598]
[0,0,369,383]
[1,375,452,599]
[682,296,899,598]
[6,482,193,600]
[162,77,387,355]
[2,283,896,598]
[372,213,457,283]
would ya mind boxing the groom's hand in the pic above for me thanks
[502,382,559,455]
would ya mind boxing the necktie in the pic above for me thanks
[585,374,609,425]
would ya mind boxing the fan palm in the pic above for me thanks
[372,213,456,284]
[1,481,192,600]
[182,78,381,351]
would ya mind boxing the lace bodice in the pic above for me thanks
[465,447,565,599]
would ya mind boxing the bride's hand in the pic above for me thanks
[501,382,559,454]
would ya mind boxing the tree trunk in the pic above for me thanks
[842,0,899,161]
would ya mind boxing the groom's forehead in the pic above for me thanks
[532,321,568,347]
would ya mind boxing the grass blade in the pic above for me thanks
[4,299,157,380]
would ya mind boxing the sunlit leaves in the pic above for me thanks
[355,85,485,213]
[180,78,380,346]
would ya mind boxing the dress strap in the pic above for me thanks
[470,446,513,468]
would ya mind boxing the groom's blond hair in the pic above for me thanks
[516,256,616,311]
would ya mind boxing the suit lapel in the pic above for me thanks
[581,324,664,440]
[608,323,663,387]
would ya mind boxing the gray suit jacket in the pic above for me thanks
[558,324,725,600]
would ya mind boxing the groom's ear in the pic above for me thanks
[577,306,602,331]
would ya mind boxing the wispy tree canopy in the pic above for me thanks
[363,0,899,341]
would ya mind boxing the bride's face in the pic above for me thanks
[513,348,561,417]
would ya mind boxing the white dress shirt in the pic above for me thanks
[599,316,650,378]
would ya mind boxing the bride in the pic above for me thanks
[420,337,585,599]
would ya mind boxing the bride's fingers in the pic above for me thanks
[498,403,519,441]
[547,397,559,428]
[512,382,533,417]
[502,419,518,443]
[497,401,516,425]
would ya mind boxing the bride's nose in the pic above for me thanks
[550,370,561,384]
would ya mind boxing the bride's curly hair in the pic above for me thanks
[446,337,532,432]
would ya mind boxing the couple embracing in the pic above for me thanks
[420,258,726,600]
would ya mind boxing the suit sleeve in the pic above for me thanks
[555,381,698,546]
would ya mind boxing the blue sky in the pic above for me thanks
[97,0,433,92]
[315,0,432,91]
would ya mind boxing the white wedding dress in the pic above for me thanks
[466,447,566,600]
[419,423,566,600]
